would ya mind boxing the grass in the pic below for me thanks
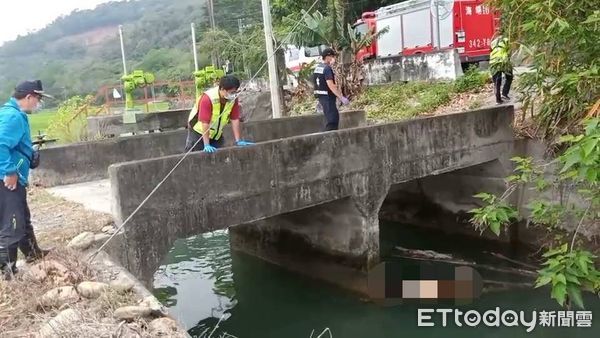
[350,68,491,122]
[29,109,57,136]
[27,100,171,140]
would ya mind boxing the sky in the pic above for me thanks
[0,0,113,44]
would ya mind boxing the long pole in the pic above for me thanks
[118,25,127,75]
[433,0,441,49]
[260,0,282,118]
[238,18,248,76]
[191,22,199,71]
[208,0,218,66]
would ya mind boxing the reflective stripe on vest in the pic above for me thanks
[187,87,235,140]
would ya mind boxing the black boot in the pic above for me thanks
[0,246,18,281]
[20,235,50,263]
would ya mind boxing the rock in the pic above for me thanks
[149,317,181,336]
[114,306,152,321]
[121,323,143,338]
[110,274,135,292]
[77,281,109,299]
[38,308,83,337]
[94,233,111,243]
[102,225,115,234]
[67,232,95,250]
[140,296,167,316]
[25,260,71,283]
[26,263,48,281]
[39,286,80,308]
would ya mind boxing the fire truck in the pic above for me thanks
[354,0,500,63]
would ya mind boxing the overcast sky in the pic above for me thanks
[0,0,113,45]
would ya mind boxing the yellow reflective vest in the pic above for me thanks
[490,36,512,73]
[187,87,235,140]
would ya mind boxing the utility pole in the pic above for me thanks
[260,0,282,118]
[238,18,248,77]
[432,0,441,49]
[207,0,218,66]
[118,25,127,76]
[191,22,199,71]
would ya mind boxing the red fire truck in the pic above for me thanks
[354,0,500,63]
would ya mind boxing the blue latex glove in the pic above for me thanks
[203,144,217,153]
[340,96,350,105]
[236,140,255,147]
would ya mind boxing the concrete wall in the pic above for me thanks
[33,110,366,187]
[87,109,189,136]
[363,49,464,85]
[88,91,274,136]
[108,106,515,284]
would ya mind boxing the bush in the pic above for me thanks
[47,96,95,144]
[454,66,490,93]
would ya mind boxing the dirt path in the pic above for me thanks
[29,186,113,247]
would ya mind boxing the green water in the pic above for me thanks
[153,222,598,337]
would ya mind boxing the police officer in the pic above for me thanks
[490,28,513,104]
[313,48,349,131]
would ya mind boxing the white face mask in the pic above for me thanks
[225,93,239,101]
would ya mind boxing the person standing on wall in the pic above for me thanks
[313,48,350,131]
[490,27,514,105]
[185,75,255,153]
[0,80,51,280]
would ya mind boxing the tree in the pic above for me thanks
[470,118,600,309]
[198,27,267,78]
[489,0,600,138]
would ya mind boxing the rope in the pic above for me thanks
[89,0,321,260]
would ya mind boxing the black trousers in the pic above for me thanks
[184,129,225,152]
[0,184,41,272]
[318,96,340,131]
[492,70,514,102]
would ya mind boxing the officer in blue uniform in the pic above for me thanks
[313,48,349,131]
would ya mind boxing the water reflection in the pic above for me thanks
[154,224,600,338]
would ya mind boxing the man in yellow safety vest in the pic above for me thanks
[490,28,514,105]
[185,75,254,153]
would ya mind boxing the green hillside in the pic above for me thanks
[0,0,263,104]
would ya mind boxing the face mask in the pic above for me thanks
[225,93,238,101]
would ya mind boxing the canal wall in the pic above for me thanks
[87,91,273,137]
[33,110,366,187]
[107,106,515,285]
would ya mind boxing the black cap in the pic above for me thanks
[321,48,338,58]
[14,80,53,99]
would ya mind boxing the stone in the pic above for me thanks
[149,317,181,336]
[102,225,115,234]
[110,274,135,292]
[39,286,80,308]
[38,308,83,337]
[67,232,95,250]
[25,260,71,283]
[113,306,152,321]
[140,296,167,316]
[94,233,111,243]
[77,281,109,299]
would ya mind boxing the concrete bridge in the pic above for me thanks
[106,106,515,285]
